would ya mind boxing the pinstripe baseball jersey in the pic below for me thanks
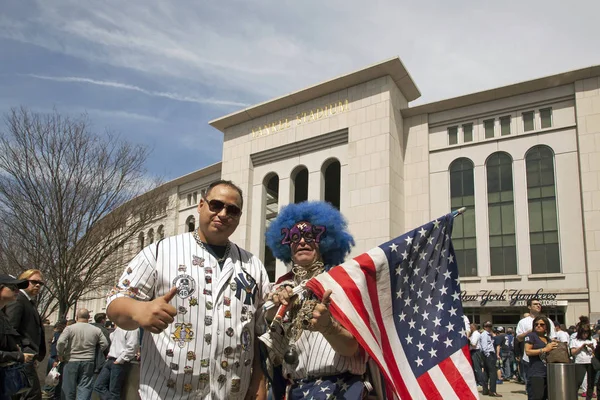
[259,290,367,380]
[107,232,270,399]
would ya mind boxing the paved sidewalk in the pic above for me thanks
[477,381,527,399]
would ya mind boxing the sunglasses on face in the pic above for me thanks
[29,280,45,286]
[535,323,546,327]
[202,194,242,218]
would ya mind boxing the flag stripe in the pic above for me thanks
[446,347,478,399]
[354,252,414,399]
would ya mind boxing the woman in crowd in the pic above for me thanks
[0,274,35,400]
[524,315,558,400]
[259,201,368,399]
[570,321,597,400]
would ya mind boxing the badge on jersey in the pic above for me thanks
[192,255,204,267]
[231,378,241,393]
[233,273,257,305]
[241,328,252,351]
[173,274,196,299]
[189,297,198,306]
[172,323,194,348]
[186,351,196,361]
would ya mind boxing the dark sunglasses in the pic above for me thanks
[202,194,242,218]
[534,323,546,327]
[28,279,45,286]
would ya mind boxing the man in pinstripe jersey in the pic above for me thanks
[106,180,270,399]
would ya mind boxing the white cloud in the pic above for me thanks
[25,74,248,107]
[2,0,600,105]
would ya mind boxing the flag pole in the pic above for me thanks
[452,206,467,218]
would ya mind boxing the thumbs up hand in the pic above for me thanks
[133,287,178,334]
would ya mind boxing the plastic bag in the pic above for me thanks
[44,364,61,387]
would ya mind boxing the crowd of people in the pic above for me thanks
[3,178,600,400]
[468,298,600,400]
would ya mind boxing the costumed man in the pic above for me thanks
[106,180,270,399]
[260,201,370,399]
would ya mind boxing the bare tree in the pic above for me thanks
[0,107,165,319]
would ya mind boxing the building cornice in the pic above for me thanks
[209,57,420,132]
[401,65,600,118]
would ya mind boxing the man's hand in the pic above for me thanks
[23,353,35,363]
[132,287,178,334]
[264,285,295,322]
[310,290,333,333]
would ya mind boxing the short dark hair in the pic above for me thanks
[527,298,540,307]
[483,321,493,328]
[205,180,244,208]
[94,313,107,323]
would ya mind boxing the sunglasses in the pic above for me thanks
[28,279,45,286]
[202,194,242,218]
[534,323,546,327]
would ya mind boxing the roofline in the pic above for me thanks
[401,65,600,118]
[209,57,421,132]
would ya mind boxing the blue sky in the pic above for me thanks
[1,0,599,181]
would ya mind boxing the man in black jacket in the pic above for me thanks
[5,269,47,400]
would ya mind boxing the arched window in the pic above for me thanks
[147,228,155,244]
[322,159,341,209]
[449,158,477,276]
[186,216,195,233]
[157,225,165,240]
[263,174,279,281]
[486,152,517,275]
[138,232,145,251]
[526,145,560,274]
[292,166,309,203]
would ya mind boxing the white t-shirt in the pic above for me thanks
[556,331,570,343]
[107,233,271,400]
[570,337,597,364]
[470,330,481,350]
[516,316,556,363]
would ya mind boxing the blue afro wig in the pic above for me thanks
[265,201,355,267]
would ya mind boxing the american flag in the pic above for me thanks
[305,213,478,399]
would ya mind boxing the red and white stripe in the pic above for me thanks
[306,246,478,400]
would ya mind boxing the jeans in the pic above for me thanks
[501,353,514,379]
[481,353,498,394]
[576,363,595,400]
[61,360,95,400]
[470,350,485,386]
[529,376,548,400]
[93,359,131,400]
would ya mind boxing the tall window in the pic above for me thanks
[157,225,165,240]
[148,228,155,244]
[523,111,534,132]
[500,116,511,136]
[138,232,145,251]
[484,119,495,139]
[292,166,308,203]
[264,174,279,281]
[450,158,477,276]
[486,153,517,275]
[463,123,473,143]
[186,216,195,232]
[540,108,553,129]
[323,159,341,210]
[448,126,458,145]
[526,146,560,274]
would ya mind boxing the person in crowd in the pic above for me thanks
[499,327,515,382]
[91,313,111,374]
[106,180,270,399]
[554,322,570,343]
[42,320,67,399]
[57,308,109,400]
[0,274,36,400]
[469,323,485,387]
[524,315,558,400]
[4,269,47,400]
[569,325,577,337]
[479,321,502,397]
[494,326,506,384]
[93,326,139,400]
[517,300,556,396]
[570,321,597,400]
[66,319,76,326]
[260,201,366,399]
